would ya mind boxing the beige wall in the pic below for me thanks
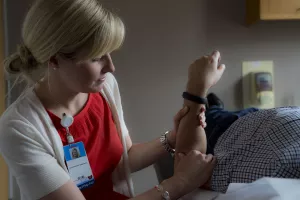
[205,0,300,110]
[5,0,300,196]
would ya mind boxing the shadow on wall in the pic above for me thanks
[233,77,243,109]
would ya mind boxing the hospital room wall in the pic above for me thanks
[205,0,300,110]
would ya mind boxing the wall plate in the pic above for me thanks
[242,61,275,109]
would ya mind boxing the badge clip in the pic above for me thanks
[61,113,74,144]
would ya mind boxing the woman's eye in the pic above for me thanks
[91,56,105,62]
[91,58,99,62]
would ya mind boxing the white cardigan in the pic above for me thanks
[0,73,135,200]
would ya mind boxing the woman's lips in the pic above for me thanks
[99,76,106,81]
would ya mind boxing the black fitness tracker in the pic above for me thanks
[182,92,208,104]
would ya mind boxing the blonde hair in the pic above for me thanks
[4,0,125,84]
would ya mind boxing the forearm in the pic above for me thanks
[176,100,207,154]
[130,176,186,200]
[175,84,207,155]
[128,138,168,173]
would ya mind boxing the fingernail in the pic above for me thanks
[213,50,219,55]
[201,107,205,112]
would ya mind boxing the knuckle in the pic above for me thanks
[191,150,199,155]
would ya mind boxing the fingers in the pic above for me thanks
[218,64,226,72]
[184,151,216,167]
[176,152,187,164]
[174,106,189,133]
[201,121,207,128]
[199,113,207,128]
[211,156,217,165]
[174,106,189,126]
[211,50,220,60]
[217,64,226,80]
[200,105,206,113]
[198,105,206,128]
[210,50,221,65]
[205,154,217,169]
[205,154,213,162]
[188,150,202,157]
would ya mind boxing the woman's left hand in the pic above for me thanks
[167,105,206,148]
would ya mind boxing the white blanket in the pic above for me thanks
[181,178,300,200]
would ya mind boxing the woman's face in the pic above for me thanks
[52,51,115,93]
[72,148,79,158]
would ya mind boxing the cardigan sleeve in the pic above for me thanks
[0,120,70,199]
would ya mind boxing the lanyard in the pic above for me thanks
[61,113,74,144]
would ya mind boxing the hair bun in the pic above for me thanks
[4,44,39,75]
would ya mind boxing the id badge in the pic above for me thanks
[63,142,95,190]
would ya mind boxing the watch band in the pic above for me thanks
[182,92,208,104]
[160,131,175,155]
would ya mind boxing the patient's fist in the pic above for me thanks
[187,51,225,97]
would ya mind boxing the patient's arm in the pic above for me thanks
[175,51,225,166]
[174,89,207,168]
[176,99,207,155]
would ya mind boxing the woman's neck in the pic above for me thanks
[35,77,88,117]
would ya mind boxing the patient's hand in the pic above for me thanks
[187,51,225,97]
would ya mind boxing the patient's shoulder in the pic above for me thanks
[232,106,300,127]
[271,106,300,121]
[214,106,300,153]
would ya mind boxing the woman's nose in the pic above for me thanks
[102,54,115,73]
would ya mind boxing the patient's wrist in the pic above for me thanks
[186,81,207,98]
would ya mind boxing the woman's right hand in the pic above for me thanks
[173,150,216,194]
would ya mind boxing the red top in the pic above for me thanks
[47,93,129,200]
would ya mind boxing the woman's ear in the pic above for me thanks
[48,55,59,70]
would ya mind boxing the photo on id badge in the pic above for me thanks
[64,142,95,189]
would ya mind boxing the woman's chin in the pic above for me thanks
[89,84,105,93]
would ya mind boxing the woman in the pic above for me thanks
[71,148,80,159]
[0,0,222,200]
